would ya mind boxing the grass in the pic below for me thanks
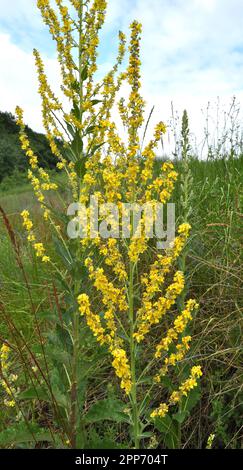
[0,155,242,449]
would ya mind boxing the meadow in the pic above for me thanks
[0,152,242,449]
[0,0,242,450]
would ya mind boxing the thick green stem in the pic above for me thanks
[70,307,79,448]
[78,2,84,127]
[129,260,140,449]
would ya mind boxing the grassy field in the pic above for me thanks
[0,155,242,449]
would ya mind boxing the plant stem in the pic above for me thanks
[79,1,84,127]
[69,4,87,448]
[70,296,80,448]
[129,259,140,449]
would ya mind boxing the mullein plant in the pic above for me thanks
[77,22,202,448]
[10,0,202,449]
[14,0,127,449]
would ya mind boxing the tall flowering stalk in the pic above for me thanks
[13,0,202,449]
[15,0,127,448]
[77,21,202,448]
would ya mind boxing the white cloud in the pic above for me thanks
[0,33,60,132]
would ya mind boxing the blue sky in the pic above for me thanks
[0,0,243,149]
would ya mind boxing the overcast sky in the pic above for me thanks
[0,0,242,151]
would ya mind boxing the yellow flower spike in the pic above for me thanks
[78,294,132,394]
[15,107,39,170]
[110,346,132,395]
[85,258,128,315]
[31,0,201,445]
[99,239,127,282]
[33,243,45,258]
[134,223,192,334]
[21,212,51,262]
[78,293,107,345]
[0,344,18,408]
[168,366,203,405]
[155,299,198,360]
[134,271,185,343]
[151,367,202,418]
[150,403,169,419]
[21,210,33,232]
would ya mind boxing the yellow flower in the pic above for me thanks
[78,293,106,345]
[110,346,131,394]
[155,299,198,360]
[77,293,131,394]
[151,403,169,419]
[33,243,45,258]
[169,366,202,405]
[134,271,185,343]
[0,344,18,408]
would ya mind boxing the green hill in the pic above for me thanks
[0,111,56,182]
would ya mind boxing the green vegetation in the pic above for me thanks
[0,111,57,183]
[0,149,242,449]
[0,0,242,451]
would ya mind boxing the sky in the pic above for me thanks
[0,0,243,153]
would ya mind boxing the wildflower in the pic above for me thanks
[77,293,131,394]
[155,299,198,359]
[134,271,185,343]
[0,344,18,408]
[78,293,106,345]
[33,243,45,258]
[21,216,51,264]
[206,434,215,449]
[110,346,132,394]
[169,366,203,405]
[15,107,39,170]
[151,403,169,419]
[99,239,127,282]
[21,210,33,232]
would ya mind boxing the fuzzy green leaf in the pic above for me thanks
[84,398,129,424]
[0,423,53,447]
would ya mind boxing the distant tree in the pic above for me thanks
[0,111,58,182]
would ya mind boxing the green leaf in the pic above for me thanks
[71,132,83,158]
[49,367,69,409]
[75,156,88,179]
[71,102,81,120]
[153,415,179,449]
[65,121,76,138]
[81,65,88,81]
[138,431,153,439]
[70,80,80,94]
[36,310,58,323]
[88,437,120,449]
[88,142,105,157]
[90,99,103,106]
[180,387,201,414]
[0,423,53,447]
[84,398,129,424]
[160,375,174,392]
[85,125,97,135]
[52,236,73,270]
[19,387,50,403]
[172,410,188,424]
